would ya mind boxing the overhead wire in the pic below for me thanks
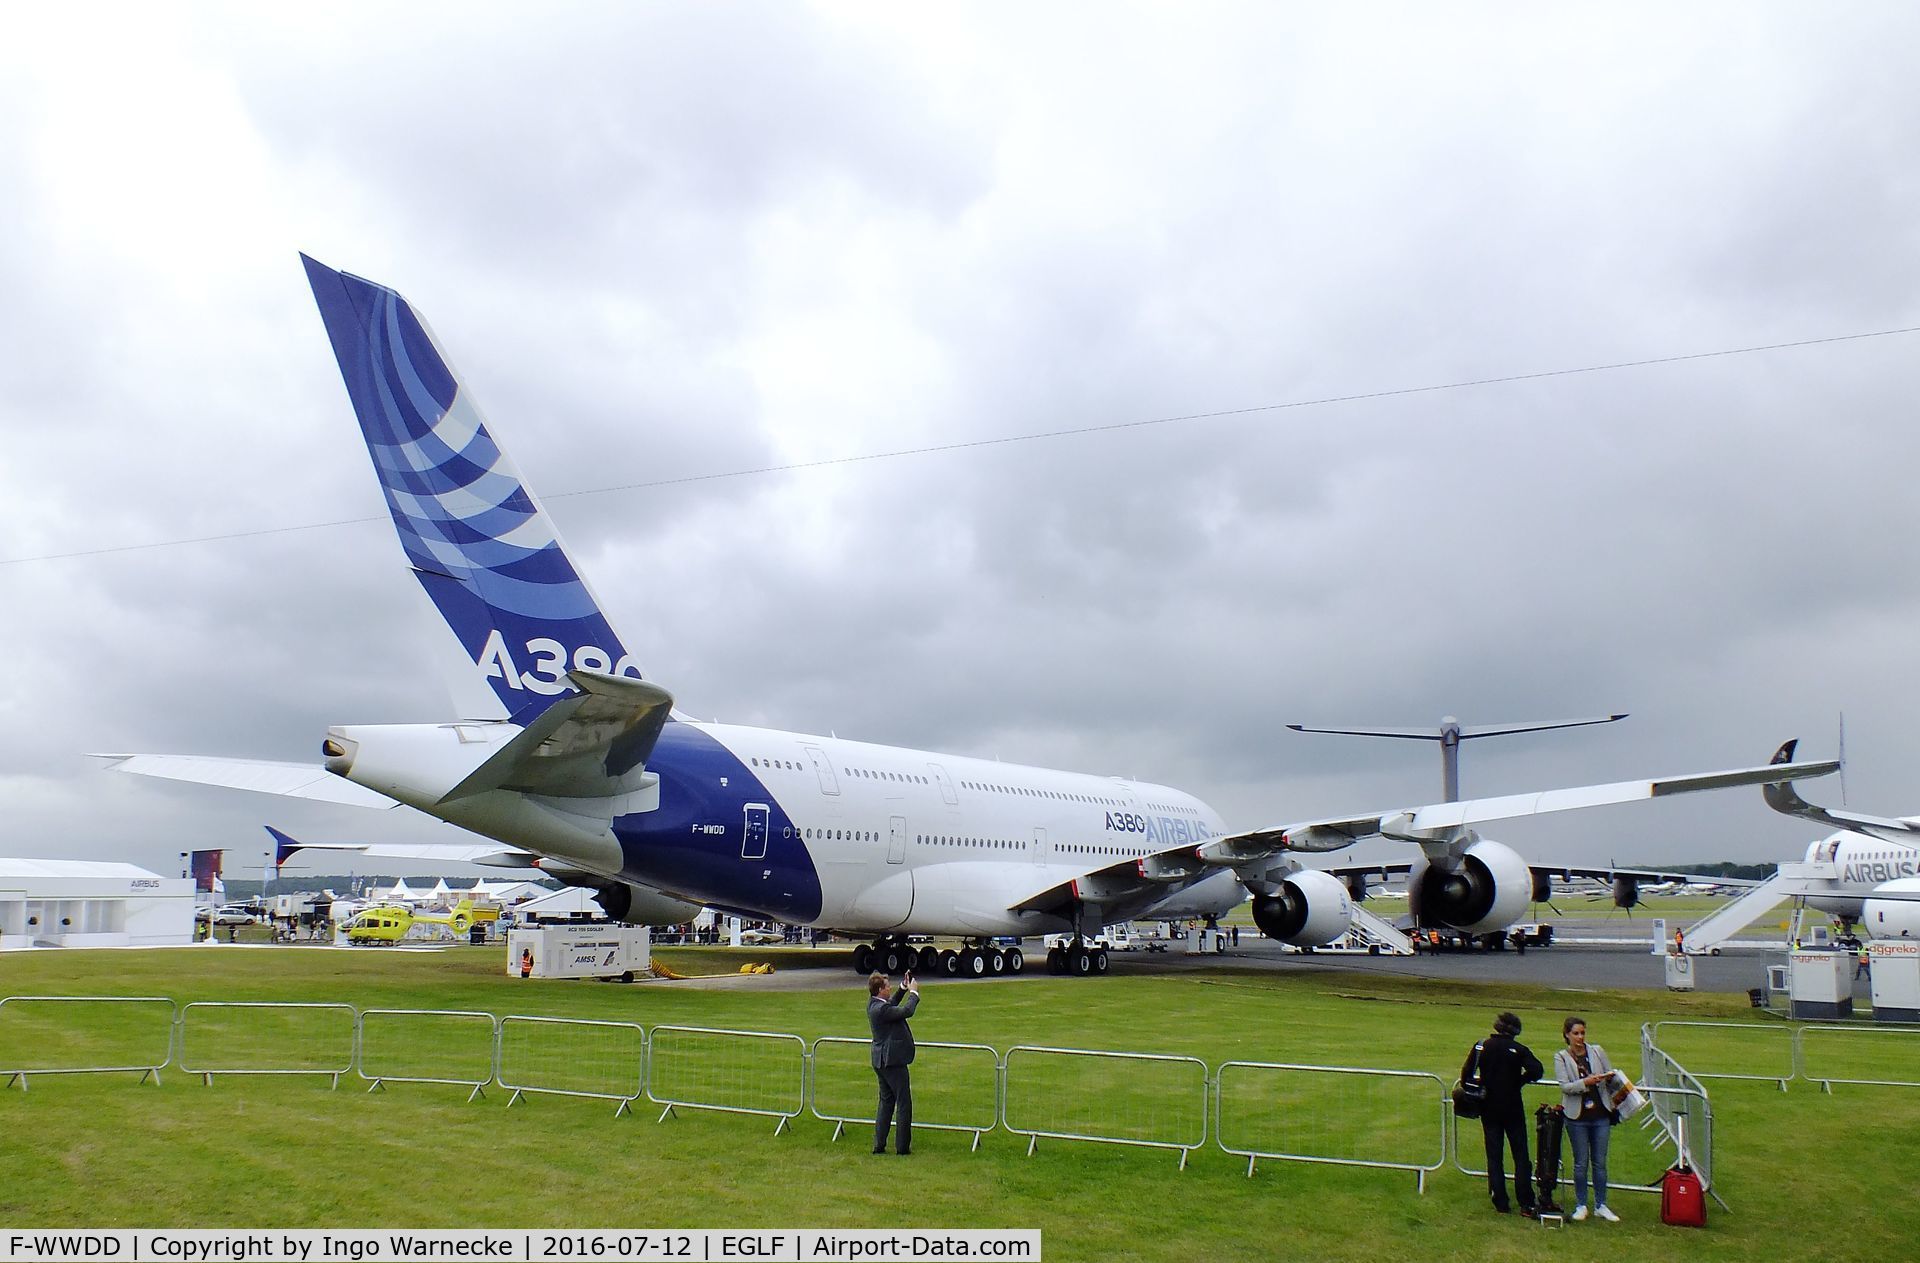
[5,322,1917,568]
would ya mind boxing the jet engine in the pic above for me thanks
[1250,869,1354,946]
[590,881,704,926]
[1408,839,1531,934]
[1865,878,1920,938]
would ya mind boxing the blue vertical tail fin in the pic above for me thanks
[301,255,639,718]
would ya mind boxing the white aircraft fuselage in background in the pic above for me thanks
[1799,832,1920,934]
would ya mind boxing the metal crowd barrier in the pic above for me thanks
[357,1008,498,1101]
[1797,1024,1920,1092]
[177,1001,357,1087]
[6,991,1794,1202]
[1215,1061,1449,1191]
[808,1037,1002,1150]
[1638,1027,1721,1204]
[1001,1045,1209,1168]
[0,995,177,1088]
[1647,1020,1793,1089]
[496,1015,645,1115]
[1641,1019,1920,1094]
[645,1025,807,1134]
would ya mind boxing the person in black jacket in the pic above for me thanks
[867,970,920,1155]
[1464,1011,1545,1216]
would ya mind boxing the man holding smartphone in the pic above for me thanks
[867,969,920,1155]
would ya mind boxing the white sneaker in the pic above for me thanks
[1594,1205,1619,1222]
[1571,1205,1589,1222]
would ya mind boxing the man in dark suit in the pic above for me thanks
[867,969,920,1154]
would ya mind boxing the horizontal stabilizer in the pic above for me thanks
[439,669,674,802]
[97,754,398,809]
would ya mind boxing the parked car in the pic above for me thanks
[195,904,260,927]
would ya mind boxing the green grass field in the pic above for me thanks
[1,944,1914,1262]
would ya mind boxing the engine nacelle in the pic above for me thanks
[1865,878,1920,938]
[591,881,704,926]
[1250,869,1354,946]
[1612,876,1640,909]
[1408,839,1531,935]
[1531,869,1553,904]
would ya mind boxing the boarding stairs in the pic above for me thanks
[1341,904,1416,956]
[1681,860,1839,955]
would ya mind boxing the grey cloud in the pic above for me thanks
[3,5,1918,879]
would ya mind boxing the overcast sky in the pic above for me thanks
[3,4,1918,886]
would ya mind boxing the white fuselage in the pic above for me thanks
[331,715,1248,937]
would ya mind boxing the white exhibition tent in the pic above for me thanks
[0,858,194,949]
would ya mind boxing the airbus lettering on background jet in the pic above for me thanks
[101,257,1838,978]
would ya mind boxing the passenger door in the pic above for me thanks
[741,803,769,860]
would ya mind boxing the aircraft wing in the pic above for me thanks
[1195,749,1839,864]
[1237,859,1761,894]
[1763,738,1920,842]
[1008,748,1834,918]
[266,826,535,871]
[1009,845,1230,922]
[94,754,399,809]
[1527,863,1762,890]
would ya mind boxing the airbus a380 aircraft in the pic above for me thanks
[103,257,1838,978]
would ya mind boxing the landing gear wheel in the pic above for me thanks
[1092,948,1110,975]
[939,949,960,977]
[1004,946,1025,974]
[960,948,988,978]
[853,943,874,974]
[1068,945,1093,976]
[1046,947,1065,974]
[987,948,1006,975]
[918,946,940,973]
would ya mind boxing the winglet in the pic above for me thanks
[1761,740,1816,818]
[1762,738,1920,840]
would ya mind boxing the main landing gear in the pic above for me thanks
[1045,938,1109,976]
[851,938,1025,979]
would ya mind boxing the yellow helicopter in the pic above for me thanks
[341,898,477,945]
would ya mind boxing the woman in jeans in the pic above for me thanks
[1553,1016,1619,1221]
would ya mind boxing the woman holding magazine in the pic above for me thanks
[1554,1016,1622,1222]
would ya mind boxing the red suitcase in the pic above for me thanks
[1661,1163,1706,1226]
[1661,1117,1706,1227]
